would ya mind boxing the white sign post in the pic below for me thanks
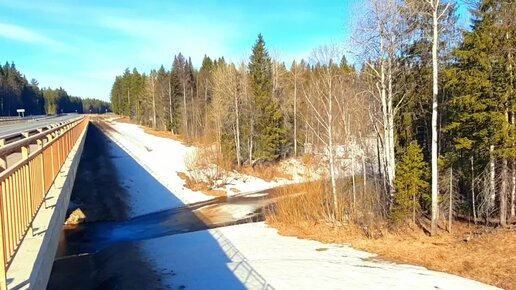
[16,109,25,118]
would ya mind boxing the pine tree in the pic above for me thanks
[248,34,287,162]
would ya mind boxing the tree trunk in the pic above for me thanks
[507,16,515,219]
[204,78,209,136]
[448,167,453,233]
[168,80,174,134]
[190,86,194,138]
[471,156,477,224]
[249,118,253,165]
[387,56,396,198]
[489,145,496,209]
[430,5,440,236]
[127,88,130,117]
[327,78,338,221]
[182,82,188,138]
[512,157,516,218]
[351,148,356,211]
[501,157,508,226]
[234,77,241,166]
[152,75,157,129]
[293,75,298,157]
[362,153,367,198]
[379,34,395,203]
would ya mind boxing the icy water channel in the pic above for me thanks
[47,124,282,290]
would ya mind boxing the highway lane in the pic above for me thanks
[0,114,80,139]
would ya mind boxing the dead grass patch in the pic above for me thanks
[241,164,293,182]
[177,172,227,197]
[266,179,386,238]
[268,219,515,290]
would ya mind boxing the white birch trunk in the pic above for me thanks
[151,74,157,129]
[379,34,393,199]
[387,59,396,198]
[511,158,516,218]
[182,82,188,138]
[489,144,496,208]
[168,80,174,134]
[471,156,477,224]
[430,3,440,235]
[351,149,356,211]
[501,157,508,226]
[328,79,338,220]
[293,74,298,157]
[448,167,453,232]
[234,76,241,166]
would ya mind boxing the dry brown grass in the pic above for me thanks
[266,178,386,237]
[269,219,516,290]
[241,164,293,182]
[266,181,332,224]
[177,172,227,197]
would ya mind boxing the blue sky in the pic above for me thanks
[0,0,470,101]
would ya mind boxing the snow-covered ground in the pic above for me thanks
[99,119,499,290]
[101,120,278,216]
[143,222,498,290]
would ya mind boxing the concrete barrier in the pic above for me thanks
[5,123,88,290]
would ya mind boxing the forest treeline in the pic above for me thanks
[0,62,111,116]
[111,0,515,233]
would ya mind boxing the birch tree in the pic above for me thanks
[353,0,408,200]
[421,0,452,235]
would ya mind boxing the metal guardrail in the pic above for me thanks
[0,117,81,149]
[0,116,88,290]
[0,117,83,156]
[0,115,48,126]
[0,117,21,122]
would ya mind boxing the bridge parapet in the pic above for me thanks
[0,117,88,290]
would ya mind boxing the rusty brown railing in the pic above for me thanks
[0,116,88,290]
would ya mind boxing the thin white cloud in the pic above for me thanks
[0,22,62,48]
[98,16,241,67]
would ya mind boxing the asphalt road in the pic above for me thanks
[0,114,80,139]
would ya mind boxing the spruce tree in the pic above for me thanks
[392,142,429,223]
[248,34,287,161]
[445,0,515,225]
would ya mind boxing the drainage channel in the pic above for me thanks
[46,124,281,290]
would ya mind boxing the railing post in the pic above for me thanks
[37,140,46,209]
[47,134,55,178]
[21,146,32,237]
[0,181,7,290]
